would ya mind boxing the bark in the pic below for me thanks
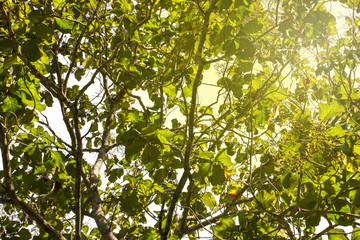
[87,92,124,240]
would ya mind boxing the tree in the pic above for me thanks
[1,0,360,239]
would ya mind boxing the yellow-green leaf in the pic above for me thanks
[319,101,345,123]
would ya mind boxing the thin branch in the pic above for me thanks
[1,3,70,108]
[162,1,215,239]
[0,122,66,240]
[64,0,102,90]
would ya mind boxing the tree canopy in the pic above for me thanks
[1,0,360,239]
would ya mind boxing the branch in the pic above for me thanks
[0,3,70,108]
[300,209,360,219]
[182,198,252,235]
[178,177,194,235]
[182,160,274,235]
[73,103,84,240]
[162,1,215,239]
[88,91,125,240]
[0,123,66,240]
[64,0,102,90]
[309,224,338,240]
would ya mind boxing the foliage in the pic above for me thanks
[1,0,360,239]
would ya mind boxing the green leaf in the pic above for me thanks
[209,164,226,186]
[353,190,360,208]
[257,190,276,209]
[82,55,95,68]
[45,151,63,170]
[120,191,141,216]
[54,17,75,33]
[53,0,66,9]
[232,85,243,99]
[156,129,173,151]
[328,229,348,240]
[18,78,46,111]
[198,151,214,160]
[41,91,54,107]
[319,101,345,123]
[0,39,13,52]
[33,165,47,175]
[266,86,288,102]
[139,228,159,240]
[2,96,21,112]
[141,144,160,170]
[351,227,360,240]
[244,20,263,34]
[236,38,255,59]
[281,171,298,190]
[163,83,177,97]
[18,228,31,239]
[193,163,211,185]
[219,0,233,9]
[201,192,216,209]
[328,124,348,137]
[279,19,293,35]
[75,68,85,81]
[214,216,235,238]
[220,216,235,228]
[215,149,233,167]
[30,23,54,41]
[253,108,268,125]
[219,26,233,43]
[109,168,124,183]
[21,40,42,62]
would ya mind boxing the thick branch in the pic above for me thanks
[88,91,125,240]
[73,106,84,240]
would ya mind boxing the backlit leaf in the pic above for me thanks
[319,101,345,123]
[54,17,75,33]
[53,0,66,8]
[215,149,233,167]
[328,229,348,240]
